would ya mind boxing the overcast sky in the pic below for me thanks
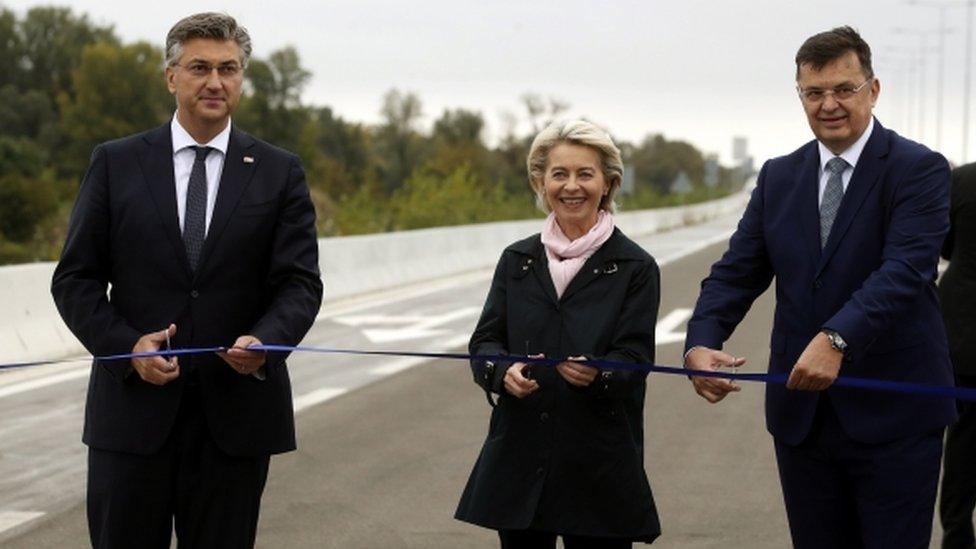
[4,0,974,166]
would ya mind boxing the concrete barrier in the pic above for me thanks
[0,190,749,365]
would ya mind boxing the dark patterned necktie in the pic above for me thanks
[183,146,213,272]
[820,157,848,249]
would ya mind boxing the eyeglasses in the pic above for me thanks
[174,62,243,79]
[797,78,872,104]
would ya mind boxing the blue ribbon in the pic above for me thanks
[5,343,975,402]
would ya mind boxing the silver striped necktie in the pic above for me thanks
[820,157,848,249]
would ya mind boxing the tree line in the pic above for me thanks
[0,6,742,265]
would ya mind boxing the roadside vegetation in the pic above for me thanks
[0,7,744,264]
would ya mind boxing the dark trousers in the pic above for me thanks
[87,383,270,549]
[499,529,633,549]
[940,374,976,549]
[774,398,944,549]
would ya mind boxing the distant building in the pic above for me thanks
[733,136,749,162]
[732,136,755,184]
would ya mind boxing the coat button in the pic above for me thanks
[540,412,549,422]
[813,279,823,290]
[536,467,544,476]
[190,290,199,298]
[593,268,600,274]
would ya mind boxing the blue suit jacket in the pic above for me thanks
[686,119,957,445]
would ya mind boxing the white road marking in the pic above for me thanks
[315,270,492,321]
[0,511,45,536]
[656,308,692,345]
[656,230,734,267]
[336,307,481,344]
[369,357,428,376]
[293,387,348,413]
[0,368,89,400]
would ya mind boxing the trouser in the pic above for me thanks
[940,374,976,549]
[774,398,943,549]
[87,383,270,549]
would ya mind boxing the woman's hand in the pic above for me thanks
[504,362,540,398]
[556,356,598,387]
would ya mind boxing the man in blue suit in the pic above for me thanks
[684,26,956,548]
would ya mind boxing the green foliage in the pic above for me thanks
[16,7,117,99]
[391,166,490,230]
[0,172,58,243]
[333,183,393,235]
[58,41,171,176]
[0,5,740,265]
[629,134,706,194]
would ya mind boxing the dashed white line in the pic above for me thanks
[293,387,348,413]
[0,510,45,537]
[0,368,88,400]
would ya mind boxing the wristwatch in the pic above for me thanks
[822,329,848,354]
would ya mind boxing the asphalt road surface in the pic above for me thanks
[0,213,948,548]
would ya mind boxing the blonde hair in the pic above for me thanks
[526,119,623,213]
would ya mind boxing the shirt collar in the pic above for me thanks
[818,116,874,172]
[171,112,231,155]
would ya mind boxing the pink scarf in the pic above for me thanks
[540,210,615,299]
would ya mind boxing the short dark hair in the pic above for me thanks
[165,12,252,68]
[795,26,873,80]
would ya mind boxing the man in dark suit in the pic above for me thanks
[683,26,956,548]
[51,12,322,548]
[939,162,976,549]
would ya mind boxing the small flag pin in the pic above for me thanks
[243,156,254,163]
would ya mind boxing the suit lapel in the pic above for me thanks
[197,127,258,275]
[797,145,823,263]
[138,124,192,276]
[815,120,888,276]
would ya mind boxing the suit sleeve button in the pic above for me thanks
[191,290,200,298]
[540,412,549,422]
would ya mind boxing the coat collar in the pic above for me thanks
[139,123,188,275]
[198,126,258,275]
[138,123,258,280]
[508,226,644,261]
[509,227,643,303]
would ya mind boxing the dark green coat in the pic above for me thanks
[455,227,661,542]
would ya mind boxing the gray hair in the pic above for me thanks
[526,119,623,214]
[165,12,252,68]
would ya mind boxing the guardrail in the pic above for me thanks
[0,190,750,365]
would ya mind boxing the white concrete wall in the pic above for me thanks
[0,191,748,365]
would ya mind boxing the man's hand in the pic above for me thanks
[504,361,540,398]
[786,332,842,391]
[556,356,598,387]
[685,346,745,403]
[131,324,180,385]
[218,335,267,375]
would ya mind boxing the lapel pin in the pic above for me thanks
[243,156,254,163]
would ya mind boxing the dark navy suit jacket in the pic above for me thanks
[686,119,957,445]
[52,123,323,457]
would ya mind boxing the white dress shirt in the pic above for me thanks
[171,113,231,237]
[816,117,874,207]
